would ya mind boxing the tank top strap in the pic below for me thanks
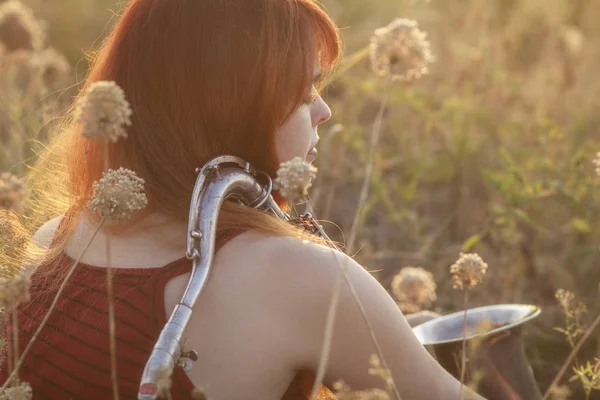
[151,229,246,328]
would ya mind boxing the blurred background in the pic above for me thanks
[2,0,600,397]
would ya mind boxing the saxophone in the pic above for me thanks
[138,155,543,400]
[137,155,332,400]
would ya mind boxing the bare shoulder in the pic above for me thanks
[216,230,365,294]
[32,215,64,249]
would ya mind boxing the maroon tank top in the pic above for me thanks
[0,230,244,399]
[0,228,333,399]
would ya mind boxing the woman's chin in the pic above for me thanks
[306,149,318,163]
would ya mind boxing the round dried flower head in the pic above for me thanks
[0,172,27,212]
[0,270,30,310]
[449,252,488,290]
[370,18,433,82]
[38,47,70,90]
[74,81,132,143]
[0,1,44,52]
[555,288,587,319]
[0,380,32,400]
[391,266,437,313]
[88,167,148,222]
[274,157,318,203]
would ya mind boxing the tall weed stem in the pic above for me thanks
[459,291,469,399]
[0,217,106,394]
[310,74,401,400]
[542,312,600,400]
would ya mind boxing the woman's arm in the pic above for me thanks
[269,237,486,400]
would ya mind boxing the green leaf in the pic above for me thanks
[570,218,591,233]
[462,234,482,252]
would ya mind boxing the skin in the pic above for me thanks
[31,66,487,399]
[274,66,330,165]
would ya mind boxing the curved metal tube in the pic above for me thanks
[138,156,284,399]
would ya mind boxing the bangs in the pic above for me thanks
[303,1,342,88]
[298,0,342,90]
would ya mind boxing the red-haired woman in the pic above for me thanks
[0,0,484,399]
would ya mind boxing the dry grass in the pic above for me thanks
[3,0,600,398]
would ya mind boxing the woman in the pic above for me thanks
[1,0,485,399]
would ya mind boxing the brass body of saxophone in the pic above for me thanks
[137,155,327,399]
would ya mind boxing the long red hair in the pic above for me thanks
[29,0,341,244]
[23,1,341,396]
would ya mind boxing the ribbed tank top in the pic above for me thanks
[0,229,333,399]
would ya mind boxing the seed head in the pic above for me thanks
[88,167,148,222]
[0,172,27,212]
[38,47,70,90]
[274,157,317,203]
[391,266,437,313]
[449,252,488,290]
[0,270,30,310]
[556,288,587,319]
[370,18,433,82]
[333,380,390,400]
[74,81,132,143]
[0,380,32,400]
[0,1,44,52]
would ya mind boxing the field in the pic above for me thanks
[2,0,600,398]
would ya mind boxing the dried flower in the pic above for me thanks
[0,270,30,310]
[391,266,437,313]
[571,359,600,397]
[88,167,147,222]
[556,289,587,317]
[274,157,317,203]
[555,289,587,346]
[74,81,132,143]
[449,252,488,290]
[367,354,393,390]
[38,47,70,90]
[370,18,433,82]
[0,172,27,212]
[0,1,44,52]
[333,380,390,400]
[0,380,32,400]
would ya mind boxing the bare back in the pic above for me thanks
[34,215,485,400]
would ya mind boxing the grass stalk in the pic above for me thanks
[11,306,19,380]
[542,311,600,400]
[0,217,106,394]
[459,290,469,400]
[103,142,120,400]
[310,74,401,400]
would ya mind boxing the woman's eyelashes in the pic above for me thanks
[303,87,319,105]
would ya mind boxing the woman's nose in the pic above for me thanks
[314,95,332,126]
